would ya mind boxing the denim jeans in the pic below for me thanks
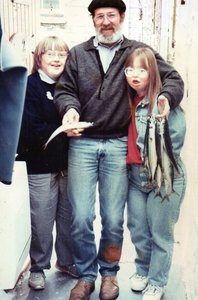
[127,159,187,286]
[28,171,74,272]
[67,137,128,282]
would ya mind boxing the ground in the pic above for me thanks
[5,208,188,300]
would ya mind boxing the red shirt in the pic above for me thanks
[127,95,144,164]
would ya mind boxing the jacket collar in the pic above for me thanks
[84,35,132,51]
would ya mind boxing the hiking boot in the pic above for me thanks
[99,276,119,300]
[143,284,164,300]
[55,261,79,278]
[69,280,95,300]
[130,273,148,292]
[28,271,45,290]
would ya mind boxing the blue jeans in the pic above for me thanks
[127,159,187,286]
[67,137,128,282]
[28,171,74,272]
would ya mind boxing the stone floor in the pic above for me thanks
[5,257,187,300]
[4,222,188,300]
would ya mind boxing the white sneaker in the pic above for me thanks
[142,284,164,300]
[130,273,148,292]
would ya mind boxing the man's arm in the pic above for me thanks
[154,51,184,110]
[54,49,81,119]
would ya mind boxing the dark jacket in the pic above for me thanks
[17,72,68,174]
[54,36,184,138]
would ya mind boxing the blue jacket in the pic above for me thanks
[135,97,186,160]
[0,23,27,184]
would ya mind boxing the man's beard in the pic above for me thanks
[95,26,122,44]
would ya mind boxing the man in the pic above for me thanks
[54,1,184,299]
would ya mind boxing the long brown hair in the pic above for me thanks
[125,47,162,114]
[31,36,69,73]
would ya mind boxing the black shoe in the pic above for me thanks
[28,271,45,290]
[55,261,79,278]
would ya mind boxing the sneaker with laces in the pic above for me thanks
[55,261,79,278]
[130,273,148,292]
[28,271,45,290]
[142,284,164,300]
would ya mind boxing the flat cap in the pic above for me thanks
[88,0,126,14]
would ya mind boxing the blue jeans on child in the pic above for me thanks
[127,159,186,287]
[28,171,74,272]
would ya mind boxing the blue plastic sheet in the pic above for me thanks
[0,20,27,184]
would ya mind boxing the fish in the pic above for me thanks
[143,115,179,200]
[143,115,158,188]
[155,117,179,200]
[163,118,179,173]
[154,117,164,198]
[161,146,174,200]
[155,164,163,198]
[44,121,94,148]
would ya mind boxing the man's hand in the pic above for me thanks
[62,108,80,124]
[62,108,83,137]
[156,95,170,118]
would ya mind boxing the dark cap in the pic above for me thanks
[88,0,126,14]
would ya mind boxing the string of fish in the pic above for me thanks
[143,115,180,201]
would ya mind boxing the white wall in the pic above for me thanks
[173,1,198,299]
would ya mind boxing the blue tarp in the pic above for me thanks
[0,19,28,184]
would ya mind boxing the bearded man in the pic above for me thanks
[54,1,184,299]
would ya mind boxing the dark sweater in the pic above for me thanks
[54,36,184,138]
[17,72,68,174]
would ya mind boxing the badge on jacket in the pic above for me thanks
[46,91,53,100]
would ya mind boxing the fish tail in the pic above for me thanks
[154,190,163,200]
[162,194,170,202]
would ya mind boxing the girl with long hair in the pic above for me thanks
[125,47,186,300]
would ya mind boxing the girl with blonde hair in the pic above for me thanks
[17,36,78,290]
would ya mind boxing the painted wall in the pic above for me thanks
[173,1,198,299]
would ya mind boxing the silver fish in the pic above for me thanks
[144,116,179,200]
[155,164,163,198]
[44,121,94,148]
[143,115,158,188]
[162,147,174,199]
[155,117,179,200]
